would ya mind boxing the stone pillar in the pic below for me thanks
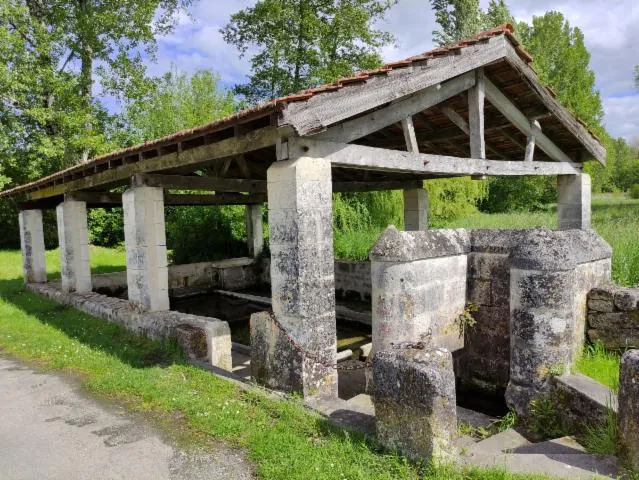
[403,188,428,231]
[123,186,169,312]
[18,209,47,284]
[558,174,591,230]
[370,227,469,353]
[506,230,576,417]
[56,200,92,293]
[245,204,263,257]
[373,345,457,462]
[618,349,639,470]
[251,156,336,397]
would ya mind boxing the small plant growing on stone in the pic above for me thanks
[581,395,617,455]
[492,409,517,433]
[529,395,565,439]
[456,303,479,338]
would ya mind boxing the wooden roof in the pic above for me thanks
[0,25,605,203]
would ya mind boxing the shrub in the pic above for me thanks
[88,208,124,247]
[630,184,639,199]
[166,205,249,264]
[480,177,555,213]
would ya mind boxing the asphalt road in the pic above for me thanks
[0,356,254,480]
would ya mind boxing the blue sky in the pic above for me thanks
[144,0,639,141]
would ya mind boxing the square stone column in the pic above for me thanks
[56,200,92,293]
[123,186,169,312]
[558,174,591,230]
[403,188,428,231]
[618,349,639,470]
[251,156,337,397]
[18,209,47,284]
[245,204,263,257]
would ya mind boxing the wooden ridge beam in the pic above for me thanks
[289,138,583,177]
[483,76,573,163]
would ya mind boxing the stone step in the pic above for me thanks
[512,436,586,455]
[469,428,531,454]
[461,452,619,479]
[456,406,495,430]
[345,393,375,416]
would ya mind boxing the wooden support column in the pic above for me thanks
[468,69,486,159]
[525,120,541,162]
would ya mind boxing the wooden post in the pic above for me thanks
[468,69,486,159]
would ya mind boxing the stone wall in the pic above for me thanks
[587,286,639,349]
[92,257,260,297]
[334,260,372,302]
[27,282,232,369]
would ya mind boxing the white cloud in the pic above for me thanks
[604,94,639,139]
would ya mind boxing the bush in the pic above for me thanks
[425,177,488,222]
[480,177,555,213]
[0,199,58,249]
[630,184,639,199]
[166,205,249,264]
[88,208,125,247]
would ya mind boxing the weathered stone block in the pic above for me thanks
[174,324,208,360]
[614,288,639,311]
[588,311,639,330]
[18,209,47,284]
[618,350,639,470]
[250,311,337,397]
[557,174,591,230]
[467,279,492,306]
[57,200,92,293]
[373,346,456,462]
[588,298,615,313]
[403,188,429,231]
[588,329,639,350]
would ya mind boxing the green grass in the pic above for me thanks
[574,343,621,390]
[0,250,557,479]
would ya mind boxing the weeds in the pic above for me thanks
[581,401,617,455]
[529,395,565,439]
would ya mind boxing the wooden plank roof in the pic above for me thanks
[0,24,605,201]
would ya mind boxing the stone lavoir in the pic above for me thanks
[5,26,637,475]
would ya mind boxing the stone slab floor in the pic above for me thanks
[0,356,254,480]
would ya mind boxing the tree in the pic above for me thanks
[517,13,603,128]
[221,0,397,104]
[431,0,514,45]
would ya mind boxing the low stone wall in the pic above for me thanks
[27,282,232,369]
[92,257,260,297]
[334,260,372,302]
[587,286,639,349]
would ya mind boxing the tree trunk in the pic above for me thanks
[79,0,92,163]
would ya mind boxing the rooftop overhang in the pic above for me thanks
[0,26,605,208]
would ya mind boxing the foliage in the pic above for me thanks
[631,184,639,199]
[574,342,621,390]
[529,395,565,439]
[166,206,248,264]
[88,208,124,247]
[481,177,555,213]
[426,177,488,223]
[0,0,195,248]
[582,402,617,455]
[121,67,237,144]
[456,303,479,338]
[430,0,514,46]
[221,0,397,103]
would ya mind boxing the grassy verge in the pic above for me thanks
[0,249,557,480]
[574,343,621,390]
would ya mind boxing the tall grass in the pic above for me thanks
[574,342,621,390]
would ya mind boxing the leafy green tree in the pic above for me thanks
[221,0,397,103]
[430,0,514,45]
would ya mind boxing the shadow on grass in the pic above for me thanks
[0,277,184,370]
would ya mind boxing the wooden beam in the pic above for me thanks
[440,106,507,160]
[134,174,267,193]
[525,120,541,162]
[504,47,605,164]
[401,117,419,153]
[333,180,422,193]
[315,71,477,144]
[483,76,573,163]
[468,69,486,159]
[24,126,286,201]
[289,138,583,177]
[165,193,266,206]
[68,191,266,206]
